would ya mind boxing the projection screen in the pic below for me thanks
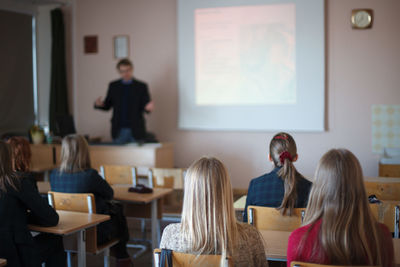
[178,0,325,131]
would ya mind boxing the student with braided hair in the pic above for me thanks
[243,132,312,222]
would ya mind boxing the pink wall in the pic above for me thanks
[71,0,400,188]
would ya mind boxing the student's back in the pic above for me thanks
[50,168,113,213]
[160,157,268,267]
[287,149,394,267]
[49,135,132,266]
[244,133,311,222]
[0,141,65,267]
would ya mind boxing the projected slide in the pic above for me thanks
[195,4,296,106]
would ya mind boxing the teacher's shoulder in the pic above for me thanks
[133,78,148,89]
[109,79,122,87]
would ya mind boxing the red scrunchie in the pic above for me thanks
[279,151,292,164]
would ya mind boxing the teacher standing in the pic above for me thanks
[94,59,154,144]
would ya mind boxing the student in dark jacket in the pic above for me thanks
[7,136,38,191]
[50,134,132,267]
[243,132,312,222]
[94,58,154,143]
[0,141,66,267]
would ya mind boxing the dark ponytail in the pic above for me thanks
[269,133,298,216]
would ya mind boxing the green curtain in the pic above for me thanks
[49,8,69,133]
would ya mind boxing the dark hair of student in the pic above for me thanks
[7,136,32,172]
[0,141,19,193]
[116,58,133,70]
[269,132,299,216]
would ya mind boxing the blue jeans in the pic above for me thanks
[113,128,136,144]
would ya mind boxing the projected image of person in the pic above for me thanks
[239,22,296,104]
[194,4,296,106]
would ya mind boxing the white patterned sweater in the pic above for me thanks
[159,223,268,267]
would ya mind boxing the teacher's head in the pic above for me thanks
[116,58,133,81]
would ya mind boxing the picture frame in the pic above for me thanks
[113,35,129,59]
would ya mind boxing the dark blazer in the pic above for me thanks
[243,167,312,222]
[50,169,114,214]
[0,178,59,267]
[94,78,151,140]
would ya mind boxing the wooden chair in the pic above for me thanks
[99,165,137,185]
[393,238,400,266]
[291,261,379,267]
[154,249,232,267]
[381,203,400,238]
[247,206,305,231]
[364,178,400,201]
[149,168,185,218]
[47,191,119,267]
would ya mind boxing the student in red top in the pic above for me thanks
[287,149,394,267]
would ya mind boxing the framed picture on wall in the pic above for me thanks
[113,35,129,59]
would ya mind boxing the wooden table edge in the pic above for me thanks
[29,212,110,235]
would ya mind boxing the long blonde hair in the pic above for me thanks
[60,134,91,173]
[269,132,299,215]
[301,149,385,266]
[181,157,240,261]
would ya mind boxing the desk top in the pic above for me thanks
[0,258,6,267]
[29,210,110,235]
[234,195,247,211]
[38,181,50,194]
[260,230,291,260]
[364,177,400,183]
[112,185,173,204]
[37,182,173,204]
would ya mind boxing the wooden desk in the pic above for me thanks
[38,181,50,194]
[260,230,291,261]
[29,210,110,267]
[32,143,174,171]
[112,185,172,250]
[0,258,6,267]
[38,182,173,251]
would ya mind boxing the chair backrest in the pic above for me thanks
[154,249,232,267]
[380,203,400,237]
[364,180,400,201]
[48,191,101,254]
[149,168,185,189]
[291,261,379,267]
[247,206,305,231]
[99,165,137,185]
[48,191,96,213]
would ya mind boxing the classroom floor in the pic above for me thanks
[85,217,168,267]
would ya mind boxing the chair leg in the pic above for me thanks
[157,219,161,243]
[141,219,146,240]
[104,248,110,267]
[67,252,72,267]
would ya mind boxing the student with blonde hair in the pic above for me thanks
[243,132,311,222]
[287,149,394,267]
[50,134,132,267]
[160,157,267,267]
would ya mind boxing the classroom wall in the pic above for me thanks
[71,0,400,188]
